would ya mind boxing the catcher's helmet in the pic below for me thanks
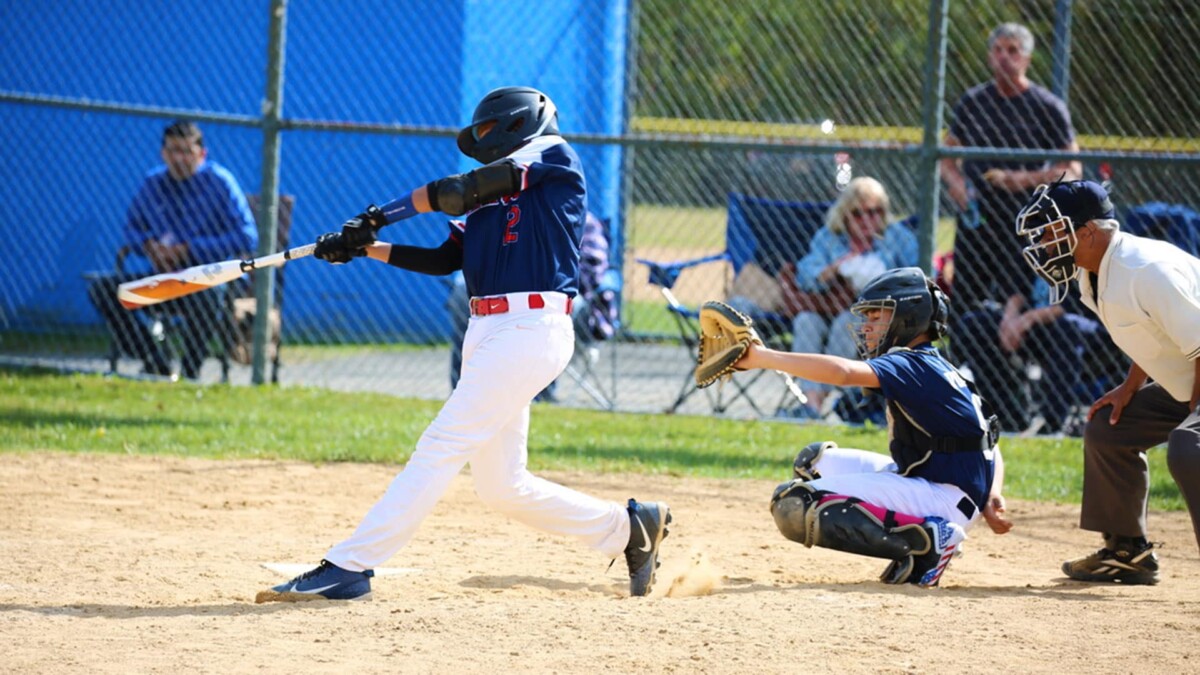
[849,267,948,359]
[1015,179,1115,305]
[457,87,559,164]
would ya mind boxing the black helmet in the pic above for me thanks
[849,267,948,359]
[456,86,559,164]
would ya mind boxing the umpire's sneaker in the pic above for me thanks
[255,560,374,603]
[1063,538,1159,585]
[625,499,671,597]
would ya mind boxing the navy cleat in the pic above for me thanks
[255,559,374,603]
[880,517,965,588]
[624,499,671,597]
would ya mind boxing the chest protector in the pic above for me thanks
[886,380,1000,478]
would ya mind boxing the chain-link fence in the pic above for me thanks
[3,0,1198,434]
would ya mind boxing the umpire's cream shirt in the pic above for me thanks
[1078,228,1200,403]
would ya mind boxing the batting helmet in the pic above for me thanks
[849,267,948,359]
[1015,179,1115,305]
[457,87,560,164]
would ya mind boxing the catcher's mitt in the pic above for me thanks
[694,301,763,388]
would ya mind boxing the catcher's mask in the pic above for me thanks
[849,267,947,359]
[457,86,559,165]
[1015,179,1115,305]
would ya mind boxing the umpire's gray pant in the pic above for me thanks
[1082,382,1200,553]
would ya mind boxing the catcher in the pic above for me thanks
[696,267,1011,587]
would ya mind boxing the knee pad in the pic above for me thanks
[770,479,820,545]
[793,441,836,480]
[770,480,931,561]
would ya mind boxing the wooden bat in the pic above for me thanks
[117,243,317,310]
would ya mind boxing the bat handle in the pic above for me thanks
[285,243,317,261]
[241,243,317,272]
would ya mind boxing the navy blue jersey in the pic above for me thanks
[867,343,995,507]
[447,136,585,298]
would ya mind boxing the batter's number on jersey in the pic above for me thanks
[504,205,521,245]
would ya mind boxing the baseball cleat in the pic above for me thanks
[881,517,966,588]
[1062,541,1159,585]
[255,559,375,603]
[624,499,671,597]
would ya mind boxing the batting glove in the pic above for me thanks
[314,232,365,265]
[340,204,386,249]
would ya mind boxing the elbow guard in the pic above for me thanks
[427,159,522,216]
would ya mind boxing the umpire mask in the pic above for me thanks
[1015,179,1115,304]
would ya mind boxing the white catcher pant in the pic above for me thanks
[807,446,979,530]
[326,293,630,572]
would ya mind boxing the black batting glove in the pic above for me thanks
[313,232,365,265]
[340,204,387,249]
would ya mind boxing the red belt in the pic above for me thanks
[469,293,573,317]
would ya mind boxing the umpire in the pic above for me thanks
[1015,179,1200,584]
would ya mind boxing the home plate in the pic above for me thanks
[261,562,422,577]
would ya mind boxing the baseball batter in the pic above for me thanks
[737,267,1010,587]
[256,87,670,602]
[1016,179,1200,584]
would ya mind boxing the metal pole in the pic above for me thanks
[1052,0,1074,105]
[253,0,287,385]
[915,0,950,275]
[612,0,641,406]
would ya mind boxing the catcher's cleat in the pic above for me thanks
[1062,539,1159,585]
[880,517,965,588]
[624,499,671,597]
[255,559,375,603]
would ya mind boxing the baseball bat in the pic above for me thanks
[116,243,317,310]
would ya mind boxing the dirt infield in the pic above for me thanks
[3,451,1198,674]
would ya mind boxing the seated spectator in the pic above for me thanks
[956,276,1127,435]
[448,211,616,401]
[781,177,918,416]
[87,121,258,380]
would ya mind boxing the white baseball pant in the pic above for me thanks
[807,445,979,530]
[325,292,630,572]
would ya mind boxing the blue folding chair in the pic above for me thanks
[1122,202,1200,256]
[637,193,829,415]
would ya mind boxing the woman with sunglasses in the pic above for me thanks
[783,176,918,419]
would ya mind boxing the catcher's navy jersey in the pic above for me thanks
[448,136,584,298]
[867,343,995,507]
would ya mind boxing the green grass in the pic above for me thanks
[623,299,686,337]
[627,204,959,258]
[628,204,727,250]
[0,367,1185,510]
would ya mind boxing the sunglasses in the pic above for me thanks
[850,206,885,218]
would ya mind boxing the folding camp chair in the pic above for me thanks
[636,193,830,416]
[222,194,295,383]
[86,194,294,383]
[559,215,620,409]
[560,265,621,410]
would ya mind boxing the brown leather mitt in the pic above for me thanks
[694,301,763,388]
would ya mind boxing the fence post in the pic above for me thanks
[1052,0,1075,105]
[915,0,951,275]
[253,0,288,385]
